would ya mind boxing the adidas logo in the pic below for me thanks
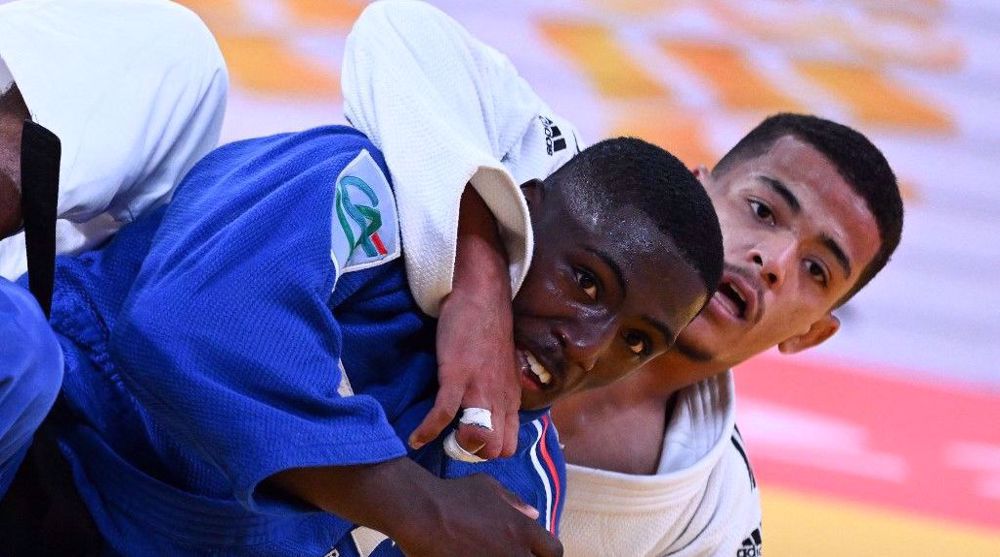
[736,527,762,557]
[539,115,567,155]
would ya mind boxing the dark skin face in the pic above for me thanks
[511,179,708,410]
[0,84,28,238]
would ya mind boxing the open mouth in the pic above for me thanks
[517,349,553,390]
[716,281,748,319]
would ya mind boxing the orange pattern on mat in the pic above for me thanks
[285,0,365,29]
[661,41,802,114]
[612,104,717,168]
[216,34,338,97]
[796,60,952,131]
[539,20,669,99]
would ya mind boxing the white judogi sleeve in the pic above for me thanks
[0,0,227,279]
[342,0,582,315]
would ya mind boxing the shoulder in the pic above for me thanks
[328,142,400,276]
[135,127,397,296]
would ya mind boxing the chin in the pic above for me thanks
[520,394,552,411]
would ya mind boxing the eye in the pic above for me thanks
[805,259,829,287]
[749,199,775,226]
[574,268,598,300]
[624,331,651,357]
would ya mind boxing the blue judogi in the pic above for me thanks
[47,126,563,556]
[0,278,63,498]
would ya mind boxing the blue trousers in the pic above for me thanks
[0,278,63,498]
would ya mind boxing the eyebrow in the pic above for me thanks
[759,176,801,214]
[585,247,627,295]
[821,233,852,279]
[584,247,676,347]
[642,315,675,346]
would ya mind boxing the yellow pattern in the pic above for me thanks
[762,487,1000,557]
[612,103,717,168]
[215,34,338,97]
[797,60,951,131]
[285,0,364,29]
[660,41,802,113]
[539,20,669,99]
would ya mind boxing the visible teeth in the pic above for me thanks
[525,352,552,385]
[732,286,746,303]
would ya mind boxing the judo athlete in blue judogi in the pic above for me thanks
[29,126,722,556]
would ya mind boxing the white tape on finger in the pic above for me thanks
[459,407,493,431]
[443,431,486,463]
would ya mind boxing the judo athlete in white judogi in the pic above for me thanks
[342,3,903,556]
[0,0,226,508]
[0,0,227,278]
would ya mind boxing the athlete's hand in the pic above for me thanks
[394,474,562,557]
[269,459,556,557]
[409,186,521,459]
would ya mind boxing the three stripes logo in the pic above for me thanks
[732,425,757,490]
[539,115,568,155]
[736,527,763,557]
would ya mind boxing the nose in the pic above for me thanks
[555,317,618,372]
[750,235,796,288]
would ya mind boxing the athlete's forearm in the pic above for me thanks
[410,186,521,458]
[453,185,510,299]
[267,457,437,541]
[267,456,560,556]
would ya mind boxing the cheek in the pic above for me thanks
[762,297,817,340]
[513,266,569,313]
[590,350,641,386]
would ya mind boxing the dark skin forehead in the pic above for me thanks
[530,183,708,349]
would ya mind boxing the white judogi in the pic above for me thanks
[0,0,227,279]
[343,2,762,554]
[342,0,579,315]
[561,372,763,557]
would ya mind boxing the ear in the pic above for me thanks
[692,165,712,188]
[519,178,545,207]
[777,313,840,354]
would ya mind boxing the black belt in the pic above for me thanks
[18,119,60,318]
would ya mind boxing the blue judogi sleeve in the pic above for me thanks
[0,278,63,497]
[106,127,406,511]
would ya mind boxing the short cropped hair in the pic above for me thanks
[713,113,903,305]
[548,137,723,296]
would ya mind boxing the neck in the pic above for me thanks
[552,351,731,475]
[554,349,729,423]
[620,349,730,401]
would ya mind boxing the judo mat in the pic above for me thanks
[177,1,1000,554]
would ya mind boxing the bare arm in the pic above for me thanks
[268,458,561,557]
[409,186,520,459]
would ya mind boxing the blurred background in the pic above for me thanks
[176,1,1000,554]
